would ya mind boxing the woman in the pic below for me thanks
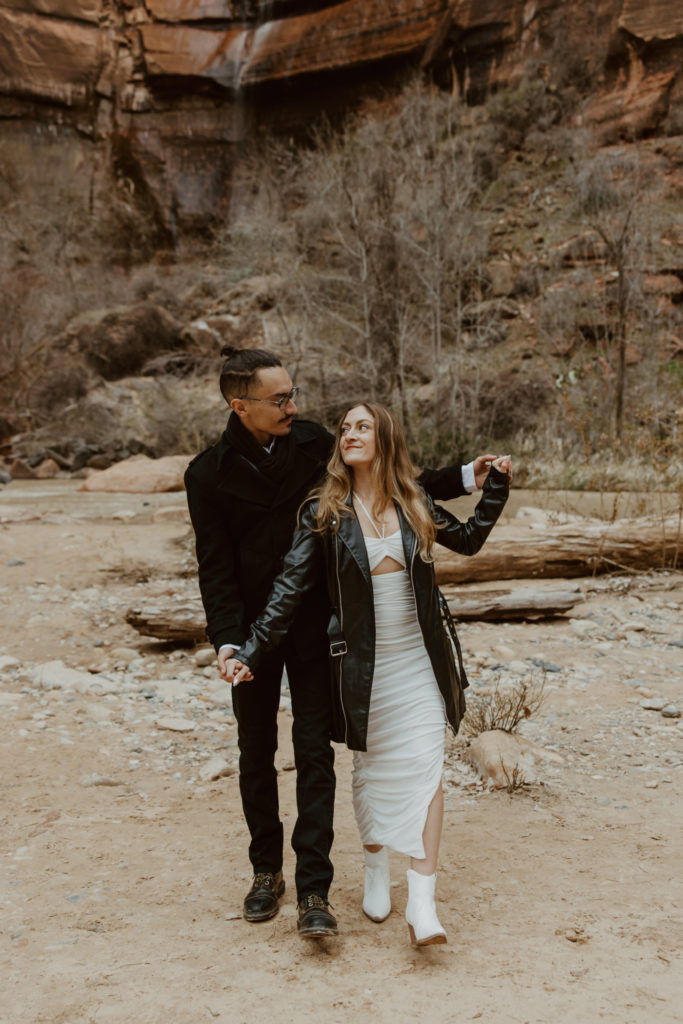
[232,403,511,945]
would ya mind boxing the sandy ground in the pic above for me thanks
[0,481,681,1024]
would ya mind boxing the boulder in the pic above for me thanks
[9,458,36,479]
[35,458,60,479]
[14,376,225,458]
[80,453,191,493]
[462,729,565,789]
[60,304,184,381]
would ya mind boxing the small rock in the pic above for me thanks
[494,644,515,659]
[644,780,658,789]
[640,698,667,711]
[80,774,125,788]
[661,705,681,719]
[529,658,562,673]
[199,756,235,782]
[7,558,25,567]
[509,660,529,674]
[109,647,141,664]
[87,705,112,723]
[570,619,598,636]
[0,655,21,672]
[32,660,97,692]
[154,679,193,702]
[194,648,216,668]
[153,506,190,523]
[0,692,25,706]
[155,716,195,733]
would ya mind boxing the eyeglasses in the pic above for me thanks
[238,386,300,410]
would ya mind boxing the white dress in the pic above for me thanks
[351,531,447,859]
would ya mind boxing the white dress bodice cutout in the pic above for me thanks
[362,530,406,573]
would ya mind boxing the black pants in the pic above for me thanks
[231,643,335,900]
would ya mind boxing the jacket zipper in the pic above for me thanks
[410,532,449,727]
[408,531,417,594]
[334,530,349,743]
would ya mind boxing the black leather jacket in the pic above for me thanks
[239,466,509,751]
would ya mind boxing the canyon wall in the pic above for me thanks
[1,0,681,232]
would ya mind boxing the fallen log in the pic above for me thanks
[126,603,206,643]
[126,583,584,643]
[126,513,680,640]
[441,584,584,621]
[434,514,681,584]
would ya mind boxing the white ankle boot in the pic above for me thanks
[362,847,391,922]
[405,869,447,946]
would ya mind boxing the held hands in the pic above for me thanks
[217,648,254,685]
[222,655,255,688]
[473,453,513,487]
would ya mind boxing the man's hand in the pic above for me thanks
[472,453,498,490]
[217,647,236,681]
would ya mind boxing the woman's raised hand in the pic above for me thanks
[491,455,512,479]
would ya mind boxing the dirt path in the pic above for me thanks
[1,482,681,1024]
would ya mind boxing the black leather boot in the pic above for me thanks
[296,894,338,937]
[243,871,285,922]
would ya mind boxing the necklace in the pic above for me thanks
[354,493,384,539]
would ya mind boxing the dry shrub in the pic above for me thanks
[461,678,545,740]
[500,761,530,794]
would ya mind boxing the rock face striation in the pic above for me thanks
[0,0,681,229]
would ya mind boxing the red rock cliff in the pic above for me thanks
[0,0,681,231]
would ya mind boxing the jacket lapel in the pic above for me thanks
[396,503,417,568]
[337,498,373,590]
[215,444,277,507]
[271,443,322,509]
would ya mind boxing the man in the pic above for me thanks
[185,346,495,939]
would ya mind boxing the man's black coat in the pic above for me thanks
[185,416,468,657]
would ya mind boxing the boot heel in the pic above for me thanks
[405,869,448,946]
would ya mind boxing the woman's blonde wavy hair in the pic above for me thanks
[310,402,437,561]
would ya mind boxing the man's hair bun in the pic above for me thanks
[220,345,239,359]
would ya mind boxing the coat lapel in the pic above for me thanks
[396,503,417,569]
[337,498,373,590]
[213,423,321,509]
[271,443,322,509]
